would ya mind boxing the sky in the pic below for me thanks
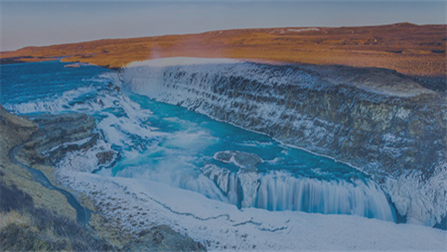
[1,1,446,51]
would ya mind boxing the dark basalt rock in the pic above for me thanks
[123,225,206,252]
[96,151,116,165]
[0,104,38,151]
[24,113,99,165]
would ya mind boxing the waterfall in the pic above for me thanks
[201,164,396,222]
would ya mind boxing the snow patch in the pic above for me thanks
[287,28,320,32]
[383,163,447,227]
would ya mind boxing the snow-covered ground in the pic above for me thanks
[58,168,446,251]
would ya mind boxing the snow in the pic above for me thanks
[212,150,263,169]
[57,140,114,172]
[383,164,447,227]
[287,28,321,32]
[58,169,447,251]
[42,136,95,156]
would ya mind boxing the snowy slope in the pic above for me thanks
[58,168,447,251]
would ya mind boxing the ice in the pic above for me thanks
[383,163,447,227]
[237,169,259,208]
[201,164,232,194]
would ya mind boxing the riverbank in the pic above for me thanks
[0,104,206,251]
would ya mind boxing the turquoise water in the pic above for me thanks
[1,61,110,105]
[127,93,363,181]
[0,61,396,221]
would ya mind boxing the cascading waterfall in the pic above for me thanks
[255,174,393,219]
[200,164,395,222]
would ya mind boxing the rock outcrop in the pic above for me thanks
[0,104,38,152]
[213,150,263,170]
[123,225,206,252]
[23,113,98,165]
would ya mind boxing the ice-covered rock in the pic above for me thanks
[201,163,259,208]
[20,112,118,173]
[201,164,232,195]
[237,168,259,208]
[213,150,263,169]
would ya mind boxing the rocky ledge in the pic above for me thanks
[16,112,117,170]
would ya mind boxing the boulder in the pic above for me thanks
[123,225,206,252]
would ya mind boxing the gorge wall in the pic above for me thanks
[121,58,447,227]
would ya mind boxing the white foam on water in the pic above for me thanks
[5,71,165,159]
[127,57,241,68]
[201,165,396,221]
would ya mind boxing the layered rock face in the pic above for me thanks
[122,58,447,227]
[23,113,99,165]
[0,104,38,152]
[123,225,206,252]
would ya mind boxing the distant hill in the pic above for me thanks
[1,23,445,77]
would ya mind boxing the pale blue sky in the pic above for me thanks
[1,1,446,51]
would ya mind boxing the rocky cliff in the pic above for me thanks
[122,58,447,227]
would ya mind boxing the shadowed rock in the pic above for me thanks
[23,113,99,165]
[123,225,206,252]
